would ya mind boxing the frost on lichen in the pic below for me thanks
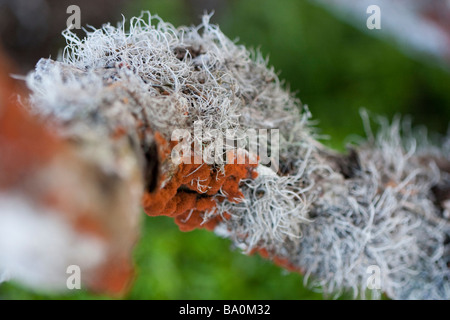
[24,12,449,299]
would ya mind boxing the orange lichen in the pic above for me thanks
[252,248,304,274]
[0,52,63,190]
[73,214,109,239]
[111,126,127,140]
[142,136,258,232]
[89,256,135,295]
[154,131,174,162]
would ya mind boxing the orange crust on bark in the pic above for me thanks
[142,136,258,231]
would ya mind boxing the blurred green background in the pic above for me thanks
[0,0,449,299]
